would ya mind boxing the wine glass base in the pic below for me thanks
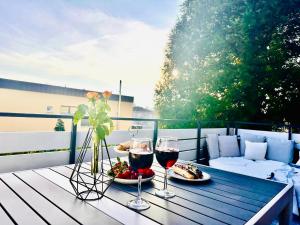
[155,189,175,199]
[127,199,150,211]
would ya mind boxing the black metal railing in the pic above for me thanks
[0,112,200,164]
[0,112,299,164]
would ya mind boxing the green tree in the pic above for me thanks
[54,119,65,131]
[155,0,300,125]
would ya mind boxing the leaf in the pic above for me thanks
[73,104,88,125]
[95,126,106,141]
[102,123,110,136]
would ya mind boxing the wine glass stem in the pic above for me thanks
[164,169,168,190]
[137,174,142,202]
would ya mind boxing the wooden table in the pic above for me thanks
[0,159,293,225]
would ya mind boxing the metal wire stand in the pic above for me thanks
[69,128,114,200]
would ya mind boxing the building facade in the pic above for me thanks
[0,78,134,131]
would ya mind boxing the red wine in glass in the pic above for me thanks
[155,148,179,169]
[155,137,179,199]
[129,150,153,171]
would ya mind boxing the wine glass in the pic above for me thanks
[155,137,179,198]
[127,138,153,210]
[128,125,139,138]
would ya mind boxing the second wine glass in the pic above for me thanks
[155,137,179,198]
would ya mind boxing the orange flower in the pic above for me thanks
[86,91,99,100]
[102,90,112,100]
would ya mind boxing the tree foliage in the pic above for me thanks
[54,119,65,131]
[155,0,300,125]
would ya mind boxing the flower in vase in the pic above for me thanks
[102,90,112,100]
[86,91,99,101]
[74,90,114,175]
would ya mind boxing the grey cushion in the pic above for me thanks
[206,134,220,159]
[218,135,240,157]
[240,133,266,156]
[266,137,294,163]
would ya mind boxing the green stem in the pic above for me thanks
[91,141,99,175]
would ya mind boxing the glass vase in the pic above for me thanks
[91,141,100,175]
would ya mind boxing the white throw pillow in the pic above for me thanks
[244,140,267,160]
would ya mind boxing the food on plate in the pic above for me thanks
[139,143,149,151]
[116,141,150,152]
[108,157,154,179]
[117,141,131,151]
[173,163,203,179]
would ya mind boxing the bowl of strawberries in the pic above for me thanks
[108,157,155,184]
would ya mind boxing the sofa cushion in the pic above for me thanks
[206,134,220,159]
[244,141,267,160]
[266,137,294,163]
[209,157,285,179]
[240,133,266,156]
[218,135,240,157]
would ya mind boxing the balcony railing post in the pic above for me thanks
[288,124,292,140]
[153,120,158,150]
[69,119,77,164]
[226,122,230,135]
[196,120,201,164]
[234,122,238,136]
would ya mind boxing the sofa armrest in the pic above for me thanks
[288,163,300,169]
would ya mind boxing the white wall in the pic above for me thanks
[1,127,297,173]
[0,128,204,173]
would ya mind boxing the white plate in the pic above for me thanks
[111,175,155,184]
[168,169,211,182]
[113,146,129,155]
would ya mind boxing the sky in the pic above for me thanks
[0,0,182,108]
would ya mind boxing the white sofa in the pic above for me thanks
[209,156,286,179]
[206,132,299,215]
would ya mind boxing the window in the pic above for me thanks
[46,106,54,113]
[60,105,76,115]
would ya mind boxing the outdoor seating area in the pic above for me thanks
[0,113,299,224]
[1,0,299,224]
[206,131,300,216]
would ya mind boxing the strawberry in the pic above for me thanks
[117,173,125,179]
[122,170,131,179]
[137,168,144,174]
[144,169,154,178]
